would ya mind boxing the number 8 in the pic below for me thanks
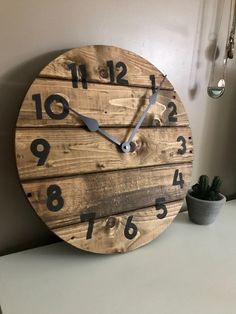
[47,185,64,212]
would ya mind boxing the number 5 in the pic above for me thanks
[155,197,168,219]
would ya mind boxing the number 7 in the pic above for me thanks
[80,212,96,239]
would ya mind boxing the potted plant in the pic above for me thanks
[186,175,226,225]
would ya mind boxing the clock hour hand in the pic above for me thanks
[67,106,121,146]
[121,75,167,153]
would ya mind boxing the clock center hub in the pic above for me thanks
[121,142,131,153]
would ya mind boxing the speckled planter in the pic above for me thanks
[186,191,226,225]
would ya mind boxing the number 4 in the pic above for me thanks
[173,169,184,189]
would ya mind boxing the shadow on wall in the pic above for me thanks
[199,65,236,199]
[0,50,67,256]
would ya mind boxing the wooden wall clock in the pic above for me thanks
[15,45,193,254]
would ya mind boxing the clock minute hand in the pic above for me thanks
[67,106,121,146]
[121,75,167,153]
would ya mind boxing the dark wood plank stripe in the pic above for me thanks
[22,163,192,229]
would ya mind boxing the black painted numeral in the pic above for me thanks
[47,185,64,212]
[68,63,88,89]
[30,138,50,166]
[68,63,78,88]
[32,94,69,120]
[79,64,88,89]
[116,62,128,85]
[155,197,168,219]
[32,94,43,119]
[124,216,138,240]
[168,101,177,122]
[107,60,129,85]
[177,136,186,155]
[149,74,156,94]
[173,169,184,189]
[80,212,96,240]
[107,60,115,83]
[44,94,69,120]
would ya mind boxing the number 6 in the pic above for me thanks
[124,216,138,240]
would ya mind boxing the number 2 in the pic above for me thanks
[116,62,128,85]
[168,102,177,122]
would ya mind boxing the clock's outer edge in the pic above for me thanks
[15,45,194,254]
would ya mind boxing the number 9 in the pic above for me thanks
[30,138,51,166]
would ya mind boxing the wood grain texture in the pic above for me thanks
[22,163,192,230]
[15,45,193,253]
[55,200,183,254]
[16,127,193,180]
[16,79,189,128]
[39,45,173,89]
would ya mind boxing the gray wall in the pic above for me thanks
[0,0,235,255]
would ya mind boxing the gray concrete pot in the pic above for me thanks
[186,190,226,225]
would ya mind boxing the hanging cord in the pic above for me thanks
[227,0,236,59]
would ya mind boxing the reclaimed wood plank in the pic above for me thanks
[54,200,183,254]
[39,45,173,89]
[22,163,192,230]
[16,79,189,128]
[16,127,193,180]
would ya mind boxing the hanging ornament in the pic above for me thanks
[207,0,236,98]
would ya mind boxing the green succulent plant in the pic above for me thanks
[190,175,223,201]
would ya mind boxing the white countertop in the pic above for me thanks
[0,200,236,314]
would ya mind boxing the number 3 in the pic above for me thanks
[177,136,186,155]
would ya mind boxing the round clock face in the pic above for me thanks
[15,45,193,254]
